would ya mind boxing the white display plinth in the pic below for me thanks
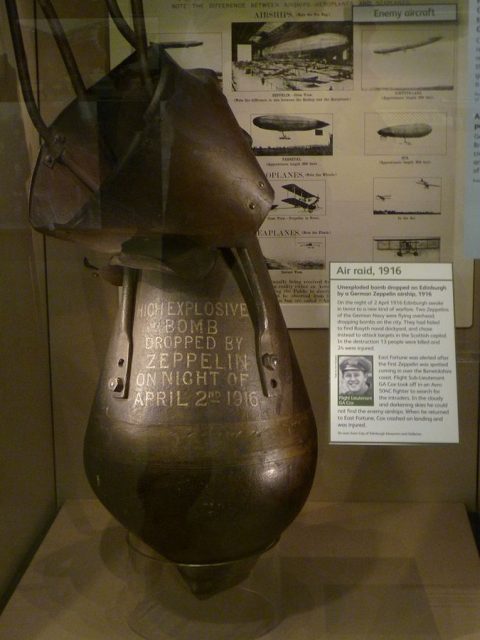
[1,500,480,639]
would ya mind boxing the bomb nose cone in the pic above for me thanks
[128,532,274,598]
[176,555,261,598]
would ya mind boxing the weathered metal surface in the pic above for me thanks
[29,47,274,251]
[7,3,317,596]
[84,246,317,570]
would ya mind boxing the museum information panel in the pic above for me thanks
[117,0,475,326]
[330,262,458,444]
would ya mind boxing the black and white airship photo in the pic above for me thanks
[231,21,353,92]
[149,32,223,79]
[373,177,442,215]
[252,113,333,156]
[377,122,432,141]
[364,112,447,155]
[361,25,455,90]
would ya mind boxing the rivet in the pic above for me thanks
[248,201,256,210]
[262,353,278,370]
[108,377,124,392]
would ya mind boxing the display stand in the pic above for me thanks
[125,534,281,640]
[2,499,480,639]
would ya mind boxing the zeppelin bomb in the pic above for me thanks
[7,0,318,599]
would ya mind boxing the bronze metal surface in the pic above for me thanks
[29,47,274,251]
[8,1,318,595]
[85,247,317,568]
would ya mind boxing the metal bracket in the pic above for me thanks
[108,267,137,398]
[235,241,281,398]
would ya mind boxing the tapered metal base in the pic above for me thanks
[128,532,273,598]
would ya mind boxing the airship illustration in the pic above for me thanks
[263,33,349,58]
[253,114,330,139]
[377,122,432,142]
[374,36,442,55]
[154,40,203,49]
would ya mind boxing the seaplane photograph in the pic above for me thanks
[373,177,442,215]
[231,21,353,92]
[360,24,455,90]
[259,234,326,271]
[251,112,333,156]
[364,111,446,155]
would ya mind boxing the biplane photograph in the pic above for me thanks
[272,181,325,215]
[231,21,353,92]
[373,237,441,262]
[417,178,441,190]
[373,177,442,215]
[361,24,455,90]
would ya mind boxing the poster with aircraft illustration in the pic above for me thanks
[111,0,474,327]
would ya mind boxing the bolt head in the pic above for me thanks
[108,377,124,392]
[262,353,278,371]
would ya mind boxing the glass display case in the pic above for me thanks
[1,1,480,637]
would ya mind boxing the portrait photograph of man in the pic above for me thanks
[338,356,374,406]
